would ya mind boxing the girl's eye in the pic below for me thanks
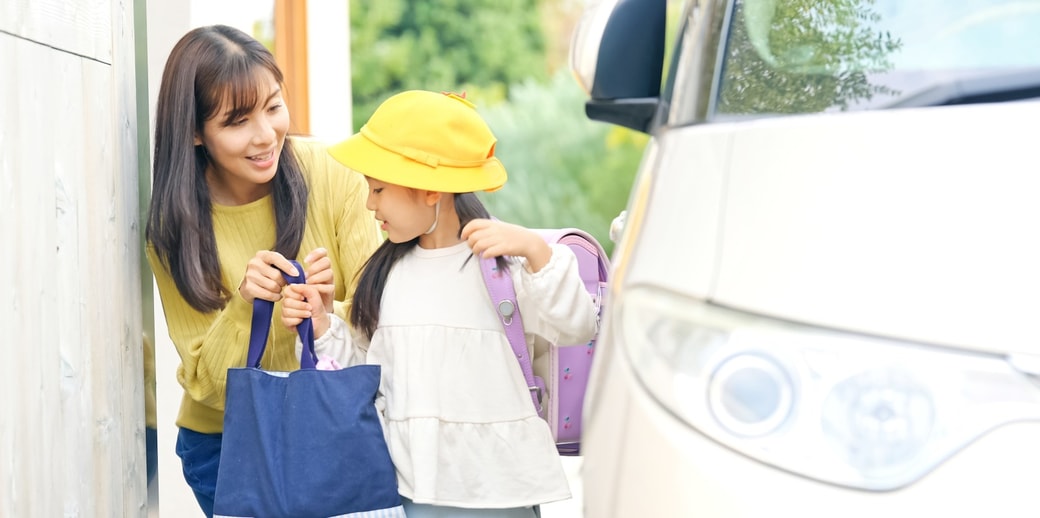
[268,103,283,113]
[231,118,248,127]
[373,188,383,194]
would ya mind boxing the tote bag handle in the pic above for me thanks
[245,259,319,370]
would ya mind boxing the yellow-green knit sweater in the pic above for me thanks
[146,137,383,434]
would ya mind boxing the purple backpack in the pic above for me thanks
[479,228,610,455]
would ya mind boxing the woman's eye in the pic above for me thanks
[373,188,383,194]
[231,118,247,126]
[268,103,283,113]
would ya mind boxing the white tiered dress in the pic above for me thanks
[310,241,598,509]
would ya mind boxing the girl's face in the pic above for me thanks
[364,177,437,243]
[196,70,289,205]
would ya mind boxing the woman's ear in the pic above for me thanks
[194,133,203,146]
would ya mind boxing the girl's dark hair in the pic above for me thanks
[350,193,507,340]
[146,25,308,313]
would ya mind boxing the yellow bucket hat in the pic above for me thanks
[328,90,507,193]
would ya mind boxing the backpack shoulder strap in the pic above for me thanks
[478,255,544,413]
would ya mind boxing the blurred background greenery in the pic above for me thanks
[348,0,650,255]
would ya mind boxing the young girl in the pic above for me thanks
[145,25,382,517]
[281,90,598,517]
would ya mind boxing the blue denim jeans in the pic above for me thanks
[146,426,157,486]
[175,427,222,518]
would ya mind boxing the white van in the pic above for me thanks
[570,0,1040,516]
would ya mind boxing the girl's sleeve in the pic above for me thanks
[147,246,257,412]
[295,314,371,367]
[514,244,599,346]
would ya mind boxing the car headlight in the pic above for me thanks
[618,285,1040,490]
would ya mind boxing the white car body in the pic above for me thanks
[571,0,1040,516]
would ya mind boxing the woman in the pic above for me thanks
[145,24,382,517]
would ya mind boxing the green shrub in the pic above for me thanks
[476,71,646,256]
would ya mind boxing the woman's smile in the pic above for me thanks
[247,149,277,169]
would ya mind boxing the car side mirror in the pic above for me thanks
[570,0,667,133]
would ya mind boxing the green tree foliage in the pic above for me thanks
[476,72,647,256]
[349,0,647,254]
[719,0,902,114]
[350,0,548,130]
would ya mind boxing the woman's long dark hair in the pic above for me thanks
[146,25,308,313]
[350,193,508,340]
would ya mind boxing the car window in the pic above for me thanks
[714,0,1040,116]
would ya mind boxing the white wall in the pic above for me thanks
[144,4,249,515]
[307,1,354,141]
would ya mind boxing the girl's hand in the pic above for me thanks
[303,247,335,313]
[239,250,300,303]
[280,283,331,338]
[461,219,552,272]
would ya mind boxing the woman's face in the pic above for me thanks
[364,177,437,243]
[196,70,289,205]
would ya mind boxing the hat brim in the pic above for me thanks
[328,133,507,193]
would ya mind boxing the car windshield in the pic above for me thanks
[715,0,1040,115]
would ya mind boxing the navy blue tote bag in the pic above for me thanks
[213,261,403,518]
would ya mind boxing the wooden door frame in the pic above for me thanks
[274,0,310,135]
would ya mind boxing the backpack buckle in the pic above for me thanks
[528,384,544,405]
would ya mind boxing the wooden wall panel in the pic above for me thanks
[0,0,145,514]
[0,33,64,518]
[0,0,113,63]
